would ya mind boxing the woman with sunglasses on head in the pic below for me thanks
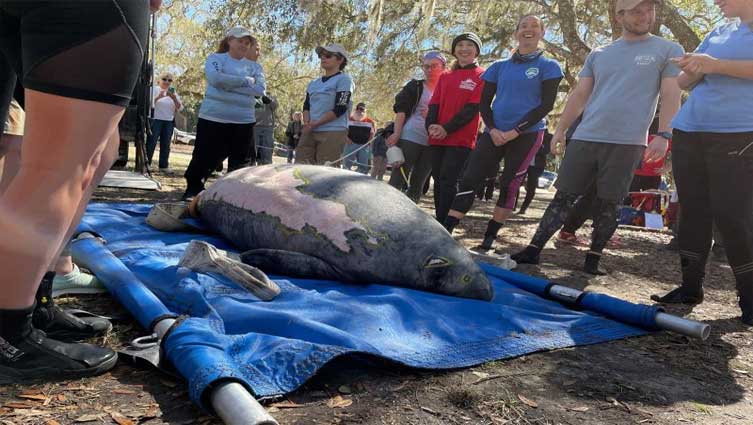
[443,16,563,252]
[425,33,485,223]
[147,72,182,172]
[182,26,266,200]
[296,43,355,165]
[651,0,753,325]
[387,51,447,203]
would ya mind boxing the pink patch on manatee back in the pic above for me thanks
[201,166,378,252]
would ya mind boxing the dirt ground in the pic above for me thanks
[2,145,751,425]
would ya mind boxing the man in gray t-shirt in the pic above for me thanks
[512,0,683,275]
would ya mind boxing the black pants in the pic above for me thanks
[519,165,545,212]
[450,131,544,216]
[184,118,255,196]
[562,184,598,234]
[430,145,471,222]
[673,130,753,294]
[388,140,433,203]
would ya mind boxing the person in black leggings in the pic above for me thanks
[443,16,563,252]
[651,3,753,325]
[0,0,154,383]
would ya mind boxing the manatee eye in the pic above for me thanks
[424,256,452,269]
[462,275,471,284]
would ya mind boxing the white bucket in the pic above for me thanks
[386,146,405,166]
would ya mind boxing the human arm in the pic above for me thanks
[551,76,594,155]
[644,77,681,162]
[387,112,406,146]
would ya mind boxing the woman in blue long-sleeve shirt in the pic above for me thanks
[183,26,266,200]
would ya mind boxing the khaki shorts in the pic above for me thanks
[2,99,24,136]
[295,130,347,166]
[555,140,645,202]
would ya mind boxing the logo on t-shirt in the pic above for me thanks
[525,67,540,79]
[634,55,657,66]
[459,79,478,91]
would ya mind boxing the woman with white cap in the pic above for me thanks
[387,51,447,203]
[296,43,355,165]
[182,26,266,200]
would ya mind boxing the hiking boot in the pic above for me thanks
[651,287,704,305]
[556,231,588,247]
[511,245,541,265]
[33,273,112,342]
[0,304,117,384]
[584,252,608,276]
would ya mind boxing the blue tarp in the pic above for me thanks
[75,203,650,408]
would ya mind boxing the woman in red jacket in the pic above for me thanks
[425,33,485,223]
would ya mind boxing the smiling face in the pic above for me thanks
[227,36,252,59]
[453,40,479,66]
[617,0,657,37]
[515,16,545,51]
[159,73,173,90]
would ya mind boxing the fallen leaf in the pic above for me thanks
[18,394,48,401]
[74,414,101,422]
[327,395,353,409]
[732,369,750,375]
[111,411,135,425]
[391,381,410,392]
[517,394,538,408]
[4,401,34,409]
[269,400,304,409]
[338,385,352,395]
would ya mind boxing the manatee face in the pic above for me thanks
[419,248,494,301]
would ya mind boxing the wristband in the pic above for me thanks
[656,131,672,140]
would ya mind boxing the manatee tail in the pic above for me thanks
[241,249,347,282]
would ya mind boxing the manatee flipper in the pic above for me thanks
[241,249,346,281]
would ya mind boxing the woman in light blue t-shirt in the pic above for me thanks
[652,1,753,326]
[183,26,266,200]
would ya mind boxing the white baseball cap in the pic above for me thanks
[315,43,349,60]
[616,0,659,14]
[226,26,252,39]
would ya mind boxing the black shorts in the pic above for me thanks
[0,0,149,123]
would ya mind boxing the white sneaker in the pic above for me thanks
[52,264,107,297]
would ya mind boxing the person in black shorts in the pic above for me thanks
[0,0,153,383]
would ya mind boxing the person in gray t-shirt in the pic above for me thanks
[512,0,683,275]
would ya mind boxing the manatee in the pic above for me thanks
[190,164,493,301]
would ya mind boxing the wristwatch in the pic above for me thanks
[655,131,673,140]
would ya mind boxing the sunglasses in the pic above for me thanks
[162,78,173,82]
[319,52,341,60]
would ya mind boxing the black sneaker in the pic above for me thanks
[33,273,112,341]
[511,246,541,265]
[0,305,117,384]
[584,252,608,276]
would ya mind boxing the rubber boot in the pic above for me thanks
[443,216,460,234]
[33,272,112,341]
[584,252,608,276]
[477,219,503,251]
[0,304,117,384]
[651,253,705,304]
[511,245,541,265]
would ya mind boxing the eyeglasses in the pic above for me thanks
[162,78,173,82]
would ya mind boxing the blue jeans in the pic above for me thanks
[342,143,370,174]
[146,119,175,169]
[254,126,275,165]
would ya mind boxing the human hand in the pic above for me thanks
[671,53,719,76]
[489,129,506,146]
[428,124,447,140]
[501,129,520,143]
[644,136,669,163]
[386,132,400,147]
[551,131,566,156]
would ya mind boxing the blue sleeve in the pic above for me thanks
[482,61,501,84]
[204,54,251,90]
[579,51,596,78]
[694,28,715,54]
[229,63,267,97]
[542,58,564,80]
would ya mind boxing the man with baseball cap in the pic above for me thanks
[297,43,355,165]
[512,0,683,275]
